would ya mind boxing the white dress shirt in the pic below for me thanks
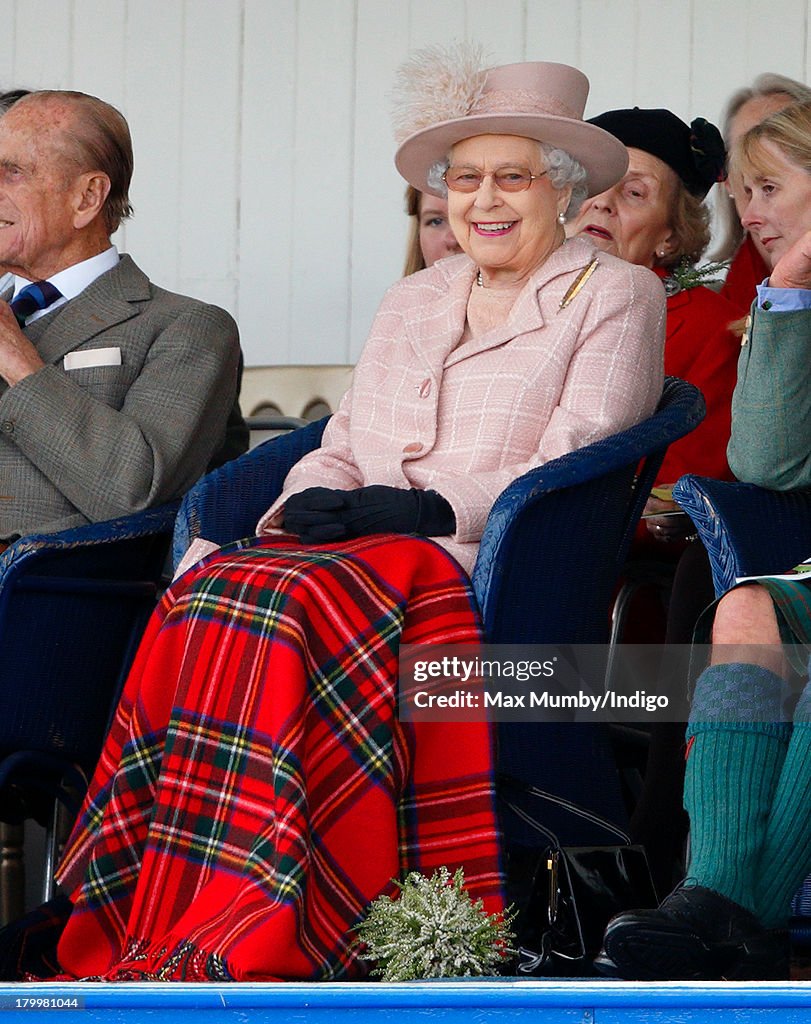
[12,246,120,324]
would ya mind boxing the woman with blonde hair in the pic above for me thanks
[402,183,461,274]
[597,100,811,982]
[715,72,811,310]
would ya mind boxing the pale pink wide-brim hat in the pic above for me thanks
[394,59,628,199]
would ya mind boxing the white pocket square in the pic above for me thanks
[64,347,122,370]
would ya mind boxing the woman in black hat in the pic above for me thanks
[569,108,742,518]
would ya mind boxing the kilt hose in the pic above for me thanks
[53,534,504,981]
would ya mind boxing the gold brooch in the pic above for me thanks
[559,256,599,312]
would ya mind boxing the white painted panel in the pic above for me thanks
[691,0,750,125]
[289,0,356,364]
[635,0,691,117]
[12,0,72,87]
[408,0,466,49]
[525,2,580,68]
[807,4,811,87]
[238,0,297,366]
[580,0,637,114]
[0,1,17,88]
[463,0,524,65]
[742,3,807,84]
[120,0,184,289]
[349,0,411,362]
[176,0,240,316]
[71,0,127,108]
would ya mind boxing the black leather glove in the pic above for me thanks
[282,485,455,543]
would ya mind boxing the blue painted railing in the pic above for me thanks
[2,980,810,1024]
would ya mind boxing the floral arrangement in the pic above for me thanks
[356,867,515,982]
[666,257,730,294]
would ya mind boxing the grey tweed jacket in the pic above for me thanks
[0,254,241,539]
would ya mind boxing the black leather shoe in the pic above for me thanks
[593,882,789,981]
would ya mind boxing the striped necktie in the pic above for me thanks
[10,280,63,326]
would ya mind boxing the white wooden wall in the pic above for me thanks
[2,0,810,366]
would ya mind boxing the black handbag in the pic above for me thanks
[500,776,659,976]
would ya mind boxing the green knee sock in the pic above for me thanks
[685,728,789,913]
[684,664,791,915]
[755,719,811,929]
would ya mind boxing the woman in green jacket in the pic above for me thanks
[597,99,811,983]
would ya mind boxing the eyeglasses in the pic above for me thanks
[443,166,548,193]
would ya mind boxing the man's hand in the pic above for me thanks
[0,302,45,386]
[769,229,811,290]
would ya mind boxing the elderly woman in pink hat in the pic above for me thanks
[263,52,666,572]
[34,49,665,985]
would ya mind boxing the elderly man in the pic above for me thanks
[0,90,242,547]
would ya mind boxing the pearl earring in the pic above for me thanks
[557,211,566,225]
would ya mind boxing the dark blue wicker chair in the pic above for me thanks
[673,474,811,944]
[672,475,811,598]
[173,377,705,851]
[0,503,178,910]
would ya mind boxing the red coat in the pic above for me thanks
[719,234,768,314]
[656,273,743,485]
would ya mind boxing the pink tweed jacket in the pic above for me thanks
[259,237,666,574]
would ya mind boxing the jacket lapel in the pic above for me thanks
[404,258,475,372]
[25,255,150,366]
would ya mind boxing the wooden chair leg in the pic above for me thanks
[0,822,25,925]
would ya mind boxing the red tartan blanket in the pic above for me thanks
[54,535,504,981]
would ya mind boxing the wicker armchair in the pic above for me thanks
[0,503,177,916]
[174,378,705,848]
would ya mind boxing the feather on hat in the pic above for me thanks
[392,44,628,199]
[391,43,488,145]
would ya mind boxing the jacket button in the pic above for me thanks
[403,442,423,454]
[418,378,432,398]
[1,420,13,434]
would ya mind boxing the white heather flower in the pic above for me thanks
[356,866,515,981]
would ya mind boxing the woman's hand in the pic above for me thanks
[769,229,811,290]
[282,486,455,543]
[643,494,693,543]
